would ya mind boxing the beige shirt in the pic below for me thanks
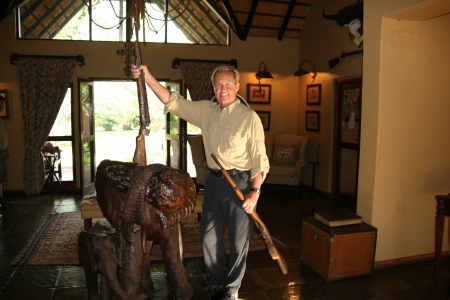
[165,93,270,181]
[0,118,8,150]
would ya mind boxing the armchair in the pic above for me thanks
[264,134,308,196]
[187,135,207,188]
[187,135,208,221]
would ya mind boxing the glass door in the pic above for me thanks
[164,80,186,170]
[333,77,362,201]
[79,79,96,195]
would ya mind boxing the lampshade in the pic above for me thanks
[255,62,273,80]
[294,60,317,80]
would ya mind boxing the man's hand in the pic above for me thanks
[130,64,149,80]
[242,191,259,214]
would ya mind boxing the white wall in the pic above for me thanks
[361,0,450,261]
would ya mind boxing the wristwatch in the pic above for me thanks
[251,188,261,195]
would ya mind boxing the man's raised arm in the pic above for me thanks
[131,64,171,104]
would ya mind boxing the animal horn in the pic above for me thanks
[322,10,337,20]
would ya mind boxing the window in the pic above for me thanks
[17,0,229,45]
[47,86,75,181]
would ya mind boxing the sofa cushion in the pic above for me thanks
[269,165,296,176]
[272,145,299,166]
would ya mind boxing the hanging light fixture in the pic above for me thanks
[255,62,273,90]
[255,62,273,80]
[294,60,317,83]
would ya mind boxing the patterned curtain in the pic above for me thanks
[17,57,77,196]
[179,61,224,101]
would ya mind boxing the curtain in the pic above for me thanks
[17,57,77,196]
[179,61,225,101]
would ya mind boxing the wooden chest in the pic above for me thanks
[301,216,377,281]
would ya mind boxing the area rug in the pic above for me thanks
[12,212,267,266]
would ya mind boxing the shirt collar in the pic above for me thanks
[211,94,249,107]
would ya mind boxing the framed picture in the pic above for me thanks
[247,84,271,104]
[305,110,320,132]
[0,90,9,119]
[255,111,271,131]
[306,84,321,105]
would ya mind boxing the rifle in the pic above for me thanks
[211,153,289,275]
[133,24,150,167]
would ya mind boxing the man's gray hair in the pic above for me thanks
[210,65,240,86]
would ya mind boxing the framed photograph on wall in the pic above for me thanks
[247,84,271,104]
[305,110,320,132]
[255,111,271,131]
[306,84,321,105]
[0,90,9,119]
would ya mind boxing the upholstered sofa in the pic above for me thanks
[263,134,308,196]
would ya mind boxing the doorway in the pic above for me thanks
[332,77,362,202]
[78,79,198,195]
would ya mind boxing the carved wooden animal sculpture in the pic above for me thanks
[78,222,147,300]
[94,160,196,300]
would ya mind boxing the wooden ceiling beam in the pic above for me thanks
[242,0,259,41]
[235,11,306,19]
[259,0,311,5]
[278,0,297,40]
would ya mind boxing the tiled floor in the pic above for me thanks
[0,186,449,299]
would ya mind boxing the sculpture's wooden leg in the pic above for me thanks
[141,240,154,295]
[120,225,144,297]
[159,222,193,300]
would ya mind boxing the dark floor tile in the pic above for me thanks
[380,288,435,300]
[236,290,272,300]
[51,287,88,300]
[55,266,86,288]
[3,266,62,292]
[239,270,262,293]
[0,288,54,300]
[355,271,415,297]
[266,285,326,300]
[385,263,437,289]
[249,266,302,290]
[311,278,378,300]
[246,250,276,271]
[298,263,327,284]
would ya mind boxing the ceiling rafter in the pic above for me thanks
[205,0,313,40]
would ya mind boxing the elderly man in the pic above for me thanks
[131,64,269,300]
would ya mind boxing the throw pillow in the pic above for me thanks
[272,145,299,166]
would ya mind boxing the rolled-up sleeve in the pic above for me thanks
[249,111,270,181]
[164,92,205,127]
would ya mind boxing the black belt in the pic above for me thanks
[208,168,241,178]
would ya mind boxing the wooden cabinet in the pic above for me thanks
[301,216,377,281]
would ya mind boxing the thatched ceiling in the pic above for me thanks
[18,0,314,42]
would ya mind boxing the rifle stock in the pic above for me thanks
[211,153,289,275]
[133,37,150,167]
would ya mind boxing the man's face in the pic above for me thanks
[0,102,4,112]
[213,71,240,108]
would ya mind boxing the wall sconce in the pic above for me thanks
[255,62,273,89]
[294,60,316,84]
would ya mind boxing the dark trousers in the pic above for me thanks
[201,170,253,294]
